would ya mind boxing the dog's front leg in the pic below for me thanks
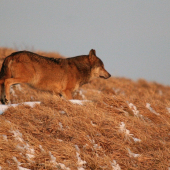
[62,90,73,100]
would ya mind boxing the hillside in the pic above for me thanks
[0,47,170,170]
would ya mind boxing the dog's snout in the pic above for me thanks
[108,73,111,78]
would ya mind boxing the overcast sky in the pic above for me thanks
[0,1,170,85]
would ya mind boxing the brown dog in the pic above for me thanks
[0,49,111,104]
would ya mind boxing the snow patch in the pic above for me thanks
[10,84,22,98]
[146,103,160,116]
[10,130,24,143]
[49,151,56,164]
[69,100,90,105]
[0,101,40,114]
[110,160,121,170]
[127,148,140,158]
[25,144,35,159]
[113,88,120,94]
[58,122,63,130]
[75,145,86,170]
[90,121,97,127]
[119,122,133,139]
[59,110,66,114]
[128,103,140,117]
[79,90,85,99]
[74,90,86,99]
[119,122,141,142]
[57,139,63,142]
[39,145,45,152]
[2,134,8,141]
[132,137,141,143]
[167,108,170,114]
[87,135,101,150]
[13,157,31,170]
[76,152,86,170]
[58,163,70,170]
[10,130,35,161]
[75,145,80,152]
[16,144,35,160]
[15,84,22,91]
[10,87,17,97]
[49,151,70,170]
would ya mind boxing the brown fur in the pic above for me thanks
[0,49,111,104]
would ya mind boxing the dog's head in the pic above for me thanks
[89,49,111,79]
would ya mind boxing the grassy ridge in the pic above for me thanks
[0,48,170,170]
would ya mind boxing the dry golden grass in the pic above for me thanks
[0,47,170,170]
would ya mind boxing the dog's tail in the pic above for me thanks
[0,62,6,85]
[0,56,13,103]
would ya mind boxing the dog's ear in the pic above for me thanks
[89,49,96,63]
[89,49,96,56]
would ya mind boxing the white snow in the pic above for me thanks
[78,90,85,99]
[49,151,56,164]
[113,88,120,94]
[110,160,121,170]
[119,122,133,139]
[10,130,35,161]
[22,101,41,107]
[132,137,141,143]
[0,105,11,115]
[25,143,35,159]
[119,122,141,142]
[59,110,66,114]
[127,148,140,158]
[73,90,86,99]
[167,108,170,114]
[58,163,70,170]
[75,145,86,170]
[16,143,35,160]
[2,135,8,141]
[57,139,63,142]
[146,103,160,116]
[49,151,70,170]
[87,135,101,150]
[39,145,45,152]
[76,152,87,170]
[0,101,41,114]
[13,157,31,170]
[69,99,90,105]
[74,90,86,99]
[75,145,80,152]
[58,122,63,130]
[10,130,24,143]
[158,90,163,95]
[15,84,22,91]
[10,87,17,97]
[128,103,139,116]
[128,103,145,120]
[10,84,22,99]
[90,121,97,127]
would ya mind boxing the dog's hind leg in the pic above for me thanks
[4,78,29,104]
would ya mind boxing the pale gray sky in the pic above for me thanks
[0,1,170,85]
